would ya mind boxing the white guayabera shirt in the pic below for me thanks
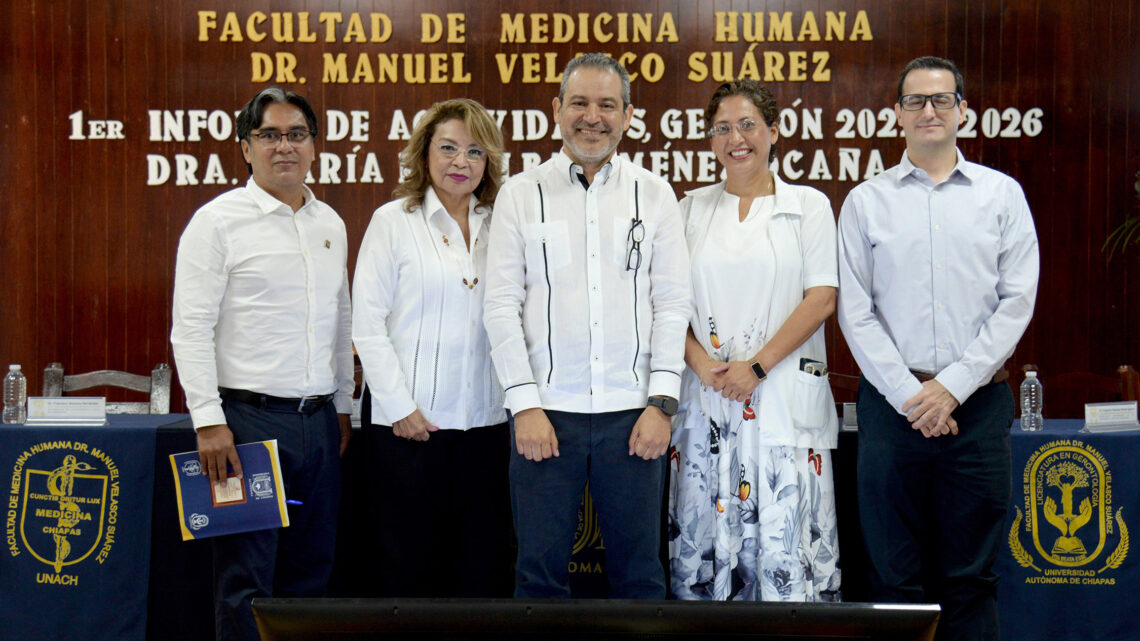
[484,150,691,415]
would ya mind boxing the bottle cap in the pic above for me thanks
[8,364,19,372]
[1025,370,1036,377]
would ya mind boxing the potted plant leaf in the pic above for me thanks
[1104,170,1140,259]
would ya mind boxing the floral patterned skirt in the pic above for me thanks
[668,393,841,601]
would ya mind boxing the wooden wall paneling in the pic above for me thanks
[1,2,32,380]
[1,1,1138,411]
[1125,0,1140,374]
[1097,0,1137,377]
[1076,1,1108,376]
[1003,0,1048,371]
[42,2,79,394]
[140,0,176,407]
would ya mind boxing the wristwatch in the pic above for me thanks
[749,358,768,382]
[647,395,679,417]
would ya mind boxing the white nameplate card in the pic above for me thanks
[25,397,107,426]
[1083,401,1139,433]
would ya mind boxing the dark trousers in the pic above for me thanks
[510,408,667,599]
[213,396,342,641]
[359,388,514,597]
[857,378,1014,641]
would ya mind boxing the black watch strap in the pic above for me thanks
[648,395,678,417]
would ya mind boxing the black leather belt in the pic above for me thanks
[220,387,335,415]
[909,368,1009,385]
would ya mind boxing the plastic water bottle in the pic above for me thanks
[3,364,27,424]
[1020,370,1043,431]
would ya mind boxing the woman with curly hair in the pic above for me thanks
[669,81,841,602]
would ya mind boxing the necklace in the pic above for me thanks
[441,233,479,289]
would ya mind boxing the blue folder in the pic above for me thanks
[169,440,289,540]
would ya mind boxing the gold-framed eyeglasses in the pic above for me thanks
[433,140,487,163]
[707,119,760,139]
[250,129,314,145]
[898,93,961,111]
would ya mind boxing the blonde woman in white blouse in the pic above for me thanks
[352,99,510,597]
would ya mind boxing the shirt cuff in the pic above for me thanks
[885,377,925,416]
[504,383,541,414]
[803,274,839,290]
[190,403,227,431]
[374,388,418,425]
[648,370,683,401]
[333,393,353,415]
[935,362,973,406]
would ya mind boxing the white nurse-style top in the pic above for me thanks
[678,175,839,449]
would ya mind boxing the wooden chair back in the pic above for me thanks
[42,362,172,414]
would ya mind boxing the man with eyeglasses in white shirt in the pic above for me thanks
[171,87,354,641]
[837,56,1039,640]
[484,53,691,598]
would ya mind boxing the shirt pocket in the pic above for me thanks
[790,369,834,432]
[523,220,572,271]
[612,217,657,275]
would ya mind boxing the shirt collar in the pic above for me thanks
[770,174,806,217]
[245,177,315,216]
[422,185,447,224]
[897,148,973,186]
[555,149,617,189]
[421,185,487,229]
[685,174,806,218]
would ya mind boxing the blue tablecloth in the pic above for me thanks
[1,415,186,641]
[998,419,1140,641]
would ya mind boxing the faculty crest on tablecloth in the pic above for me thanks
[1008,439,1129,585]
[7,441,118,585]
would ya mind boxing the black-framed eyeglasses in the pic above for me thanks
[432,140,487,163]
[626,218,645,272]
[706,118,760,139]
[898,93,961,111]
[250,129,314,145]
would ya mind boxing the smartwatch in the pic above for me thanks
[750,359,768,382]
[647,395,679,417]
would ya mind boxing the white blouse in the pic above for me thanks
[352,187,505,429]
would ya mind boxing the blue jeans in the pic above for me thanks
[857,378,1013,641]
[510,408,666,598]
[212,395,342,641]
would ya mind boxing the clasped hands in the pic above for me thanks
[902,379,960,438]
[695,358,761,403]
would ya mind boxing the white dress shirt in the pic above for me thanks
[171,179,355,428]
[837,150,1039,414]
[352,187,505,429]
[484,150,691,414]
